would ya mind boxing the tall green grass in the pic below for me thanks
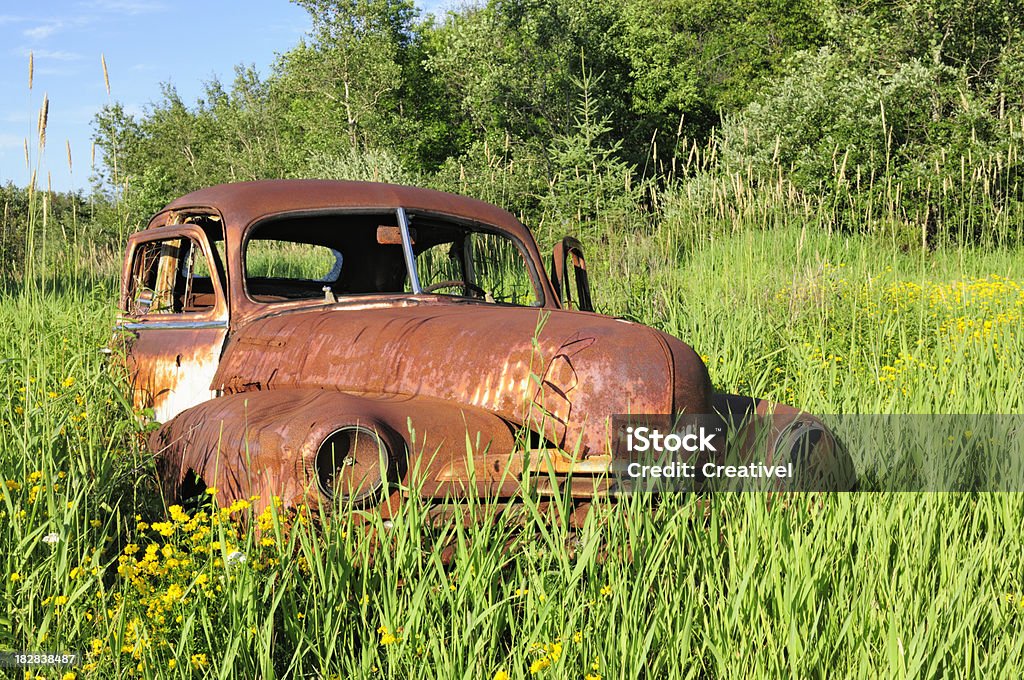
[3,220,1024,678]
[4,56,1024,679]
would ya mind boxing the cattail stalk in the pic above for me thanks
[101,54,110,95]
[37,93,49,152]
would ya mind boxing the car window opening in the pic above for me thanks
[127,236,219,315]
[243,210,542,307]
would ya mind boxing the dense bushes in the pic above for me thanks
[711,1,1022,246]
[0,183,113,282]
[82,0,1024,247]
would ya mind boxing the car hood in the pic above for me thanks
[214,301,711,456]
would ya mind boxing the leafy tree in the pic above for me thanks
[617,0,827,138]
[425,0,634,155]
[542,64,642,231]
[718,0,1024,242]
[280,0,414,149]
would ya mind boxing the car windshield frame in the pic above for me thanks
[241,207,546,307]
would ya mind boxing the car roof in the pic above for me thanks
[150,179,535,244]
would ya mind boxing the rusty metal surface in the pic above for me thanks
[711,393,857,491]
[122,326,226,423]
[213,304,711,458]
[119,180,854,510]
[150,388,520,510]
[148,180,556,326]
[550,236,593,311]
[116,223,230,422]
[151,180,533,246]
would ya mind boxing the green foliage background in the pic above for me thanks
[3,1,1024,678]
[76,0,1024,249]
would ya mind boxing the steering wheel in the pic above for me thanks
[422,279,487,298]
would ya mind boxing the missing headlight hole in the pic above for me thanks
[315,425,389,505]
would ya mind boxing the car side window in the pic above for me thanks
[127,237,218,315]
[415,241,465,291]
[246,240,343,283]
[470,232,541,305]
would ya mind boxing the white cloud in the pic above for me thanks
[0,133,25,150]
[36,66,81,77]
[24,22,62,40]
[20,48,82,61]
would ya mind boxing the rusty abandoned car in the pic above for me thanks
[116,180,855,513]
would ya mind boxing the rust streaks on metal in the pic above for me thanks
[114,179,853,513]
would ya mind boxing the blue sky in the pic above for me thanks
[1,0,450,193]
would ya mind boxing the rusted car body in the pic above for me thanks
[117,180,854,512]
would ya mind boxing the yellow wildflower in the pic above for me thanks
[169,505,189,523]
[164,583,185,603]
[529,657,551,673]
[377,624,401,645]
[151,521,174,537]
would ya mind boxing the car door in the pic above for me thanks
[550,236,593,311]
[117,224,229,423]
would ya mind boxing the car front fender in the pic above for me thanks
[148,388,519,510]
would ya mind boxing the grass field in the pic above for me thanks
[2,214,1024,679]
